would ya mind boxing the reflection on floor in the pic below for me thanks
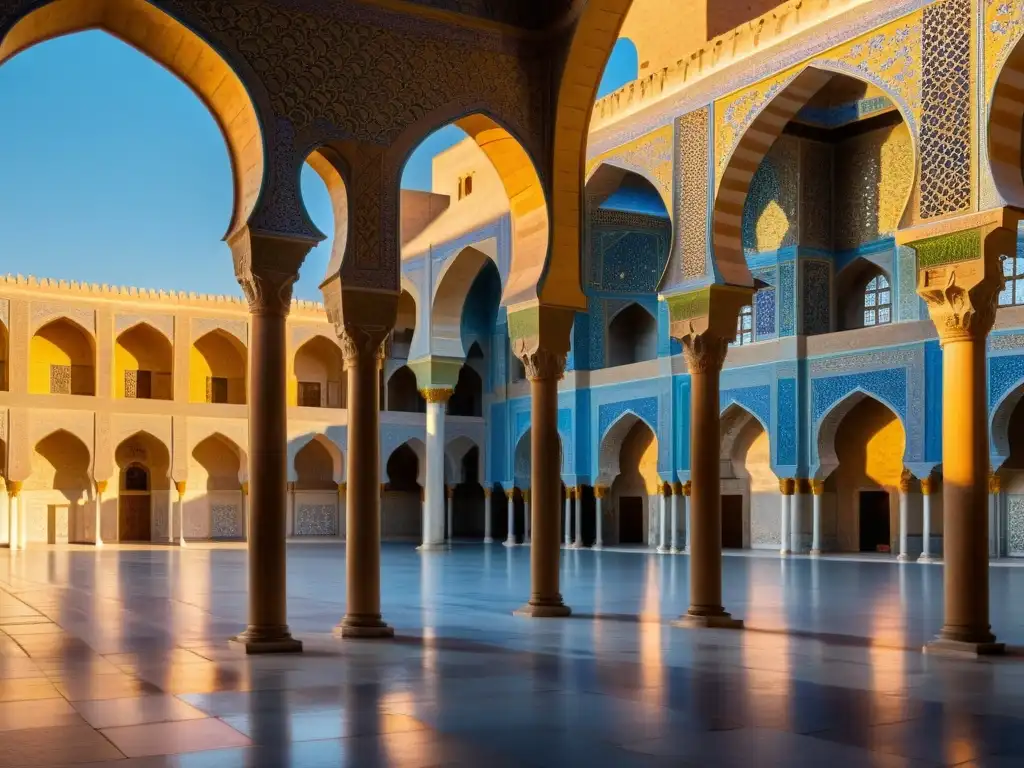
[1,544,1023,767]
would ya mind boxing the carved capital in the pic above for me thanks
[682,330,730,374]
[920,477,933,495]
[381,483,388,495]
[899,468,913,494]
[796,478,812,495]
[810,480,825,496]
[523,490,531,503]
[567,487,575,499]
[229,227,314,317]
[337,323,391,368]
[421,388,453,404]
[483,488,492,498]
[682,481,691,497]
[906,210,1023,345]
[594,485,608,499]
[508,304,573,382]
[989,473,1002,494]
[519,348,567,382]
[672,481,683,496]
[175,480,187,497]
[8,480,22,498]
[241,482,249,495]
[506,489,516,501]
[779,477,795,496]
[665,284,752,374]
[95,480,108,495]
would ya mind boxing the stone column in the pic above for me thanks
[563,487,572,547]
[670,482,682,553]
[8,482,22,552]
[792,479,809,554]
[94,480,107,547]
[683,481,691,552]
[333,321,394,639]
[897,469,911,562]
[919,477,934,562]
[504,490,516,547]
[904,212,1016,656]
[175,480,187,546]
[484,488,493,543]
[657,483,669,553]
[810,480,824,556]
[231,230,312,654]
[337,483,346,540]
[241,482,250,541]
[593,485,606,550]
[989,473,1002,559]
[420,389,452,551]
[668,285,750,630]
[573,487,584,548]
[445,484,454,546]
[512,314,572,617]
[524,489,531,544]
[779,478,794,556]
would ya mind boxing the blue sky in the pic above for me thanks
[0,33,638,300]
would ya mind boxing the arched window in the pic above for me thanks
[999,255,1024,307]
[734,305,754,346]
[463,174,473,197]
[863,274,892,327]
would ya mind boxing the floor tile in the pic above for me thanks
[73,694,209,728]
[0,723,124,766]
[100,717,252,757]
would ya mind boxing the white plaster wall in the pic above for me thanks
[21,491,84,543]
[0,489,8,545]
[749,490,779,549]
[182,491,243,539]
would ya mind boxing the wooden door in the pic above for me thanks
[119,494,152,542]
[619,496,644,544]
[721,494,744,549]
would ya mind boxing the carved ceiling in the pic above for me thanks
[373,0,578,30]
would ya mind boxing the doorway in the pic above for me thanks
[119,463,152,542]
[619,496,644,544]
[721,494,744,549]
[859,490,890,553]
[47,505,69,544]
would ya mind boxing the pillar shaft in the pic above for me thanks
[810,480,823,555]
[514,351,570,617]
[563,490,572,546]
[779,478,794,556]
[445,486,453,544]
[176,481,186,547]
[677,334,741,628]
[790,481,804,554]
[95,480,106,547]
[897,471,911,562]
[484,490,493,543]
[335,335,392,638]
[919,478,933,562]
[594,487,605,549]
[421,393,449,549]
[683,482,691,552]
[670,483,681,552]
[504,491,516,546]
[657,486,669,552]
[8,483,21,552]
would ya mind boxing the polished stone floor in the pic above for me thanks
[2,544,1024,767]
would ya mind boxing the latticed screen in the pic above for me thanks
[999,256,1024,307]
[734,305,753,346]
[50,364,71,394]
[863,275,891,327]
[298,381,322,407]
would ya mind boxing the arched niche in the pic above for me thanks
[292,335,345,408]
[392,288,418,359]
[294,435,342,490]
[115,431,170,542]
[720,404,776,550]
[607,418,658,547]
[30,318,95,396]
[191,433,244,492]
[448,365,483,417]
[816,393,907,554]
[836,261,893,331]
[115,323,172,400]
[26,429,92,544]
[190,329,247,405]
[383,440,423,541]
[989,34,1024,208]
[607,302,657,367]
[432,246,501,361]
[0,0,265,239]
[387,365,425,413]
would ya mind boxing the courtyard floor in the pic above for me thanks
[1,544,1024,767]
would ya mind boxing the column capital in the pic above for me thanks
[95,479,108,495]
[899,468,914,494]
[661,481,672,497]
[421,388,453,404]
[523,489,531,503]
[7,480,22,497]
[672,481,683,496]
[920,477,933,495]
[229,226,315,317]
[795,478,812,495]
[900,208,1023,345]
[682,481,691,497]
[567,487,575,499]
[483,488,492,498]
[810,479,825,496]
[506,489,516,501]
[989,473,1002,494]
[241,482,249,495]
[508,304,573,382]
[339,483,347,494]
[446,485,454,499]
[321,283,398,366]
[175,480,186,497]
[380,483,388,495]
[594,485,608,499]
[664,284,753,374]
[779,477,795,496]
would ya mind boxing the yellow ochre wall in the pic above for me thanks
[114,325,173,399]
[29,320,95,395]
[189,331,246,404]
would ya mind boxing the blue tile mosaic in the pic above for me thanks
[675,377,691,472]
[598,397,659,442]
[754,288,776,338]
[779,261,796,337]
[777,378,797,467]
[989,354,1024,409]
[802,260,830,335]
[720,385,771,430]
[925,341,942,463]
[811,368,908,424]
[489,401,507,482]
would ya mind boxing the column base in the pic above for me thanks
[672,611,744,630]
[669,547,680,554]
[897,553,911,562]
[416,542,447,552]
[592,543,603,551]
[809,549,822,557]
[483,537,494,544]
[514,601,572,618]
[780,548,791,556]
[503,539,517,548]
[334,616,394,639]
[571,542,584,549]
[918,553,936,563]
[923,637,1005,658]
[229,628,303,655]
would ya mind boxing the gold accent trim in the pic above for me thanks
[421,388,453,404]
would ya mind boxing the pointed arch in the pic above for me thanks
[31,428,92,501]
[0,0,267,238]
[991,377,1024,464]
[585,161,671,220]
[720,402,770,464]
[446,435,481,484]
[190,328,247,404]
[115,322,173,400]
[290,433,344,485]
[114,431,170,480]
[30,317,96,395]
[607,302,657,367]
[190,432,245,489]
[292,334,345,408]
[597,410,656,484]
[713,66,917,285]
[385,438,425,488]
[431,245,500,360]
[815,390,906,481]
[989,35,1024,208]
